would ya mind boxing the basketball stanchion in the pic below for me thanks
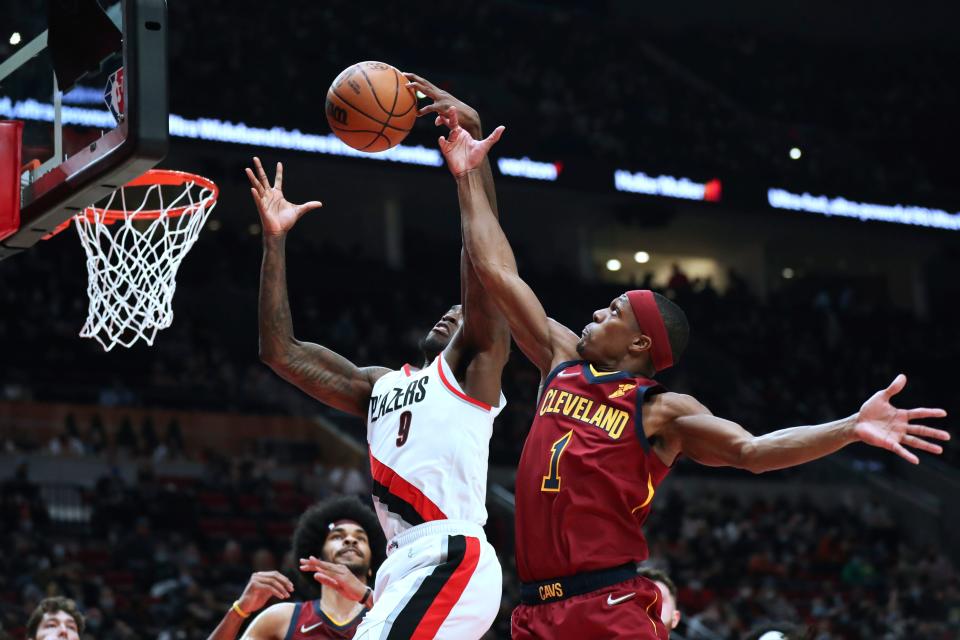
[45,169,219,351]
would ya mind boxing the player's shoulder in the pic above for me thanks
[247,602,298,638]
[648,391,711,420]
[367,365,400,384]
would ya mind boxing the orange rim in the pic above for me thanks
[43,169,220,239]
[79,169,220,222]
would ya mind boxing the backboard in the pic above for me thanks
[0,0,168,260]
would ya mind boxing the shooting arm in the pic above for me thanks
[456,122,510,357]
[258,234,388,416]
[668,394,857,474]
[455,170,578,374]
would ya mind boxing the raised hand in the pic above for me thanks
[245,157,323,236]
[403,72,482,137]
[299,556,368,602]
[236,571,295,613]
[854,374,949,464]
[436,107,505,178]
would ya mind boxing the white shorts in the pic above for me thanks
[355,520,502,640]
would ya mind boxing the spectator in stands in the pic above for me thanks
[668,263,691,292]
[638,567,682,632]
[26,597,84,640]
[743,622,811,640]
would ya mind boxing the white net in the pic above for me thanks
[73,175,217,351]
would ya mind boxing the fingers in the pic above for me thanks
[902,434,944,455]
[274,162,283,191]
[891,441,919,465]
[245,168,264,195]
[402,72,428,85]
[405,81,429,99]
[434,113,456,130]
[906,423,951,441]
[438,130,461,151]
[446,106,459,128]
[480,125,506,150]
[312,572,337,587]
[254,575,293,599]
[299,557,340,573]
[264,584,290,599]
[419,103,441,117]
[883,374,907,399]
[403,72,438,93]
[253,157,270,189]
[906,408,947,421]
[267,571,295,592]
[295,201,323,217]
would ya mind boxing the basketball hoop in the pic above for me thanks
[64,169,219,351]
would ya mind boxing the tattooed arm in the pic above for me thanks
[249,157,389,417]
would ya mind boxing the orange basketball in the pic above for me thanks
[325,61,418,152]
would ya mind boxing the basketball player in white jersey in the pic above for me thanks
[251,75,509,640]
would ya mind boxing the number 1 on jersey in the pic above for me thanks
[541,430,573,492]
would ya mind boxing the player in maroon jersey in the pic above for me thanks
[433,107,950,639]
[206,496,385,640]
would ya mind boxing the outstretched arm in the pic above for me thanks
[250,158,389,417]
[665,375,949,473]
[405,74,510,404]
[437,109,579,376]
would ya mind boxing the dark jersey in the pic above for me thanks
[285,600,365,640]
[514,360,670,582]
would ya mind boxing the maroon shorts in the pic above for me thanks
[511,575,670,640]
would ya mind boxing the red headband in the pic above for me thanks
[625,290,673,372]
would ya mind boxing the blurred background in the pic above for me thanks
[1,1,959,638]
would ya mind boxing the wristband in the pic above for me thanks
[232,601,251,619]
[359,586,373,607]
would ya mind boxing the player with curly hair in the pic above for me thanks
[207,496,385,640]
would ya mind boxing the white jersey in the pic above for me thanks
[366,353,505,542]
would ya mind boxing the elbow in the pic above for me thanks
[737,440,767,474]
[259,349,285,372]
[473,260,511,291]
[259,339,297,370]
[468,254,498,280]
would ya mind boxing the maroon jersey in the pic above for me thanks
[285,600,365,640]
[514,360,670,582]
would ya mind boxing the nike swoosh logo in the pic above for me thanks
[557,371,580,378]
[300,622,324,633]
[606,592,636,606]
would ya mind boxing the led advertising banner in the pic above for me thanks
[5,91,956,231]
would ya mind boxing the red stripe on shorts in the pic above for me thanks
[410,536,481,639]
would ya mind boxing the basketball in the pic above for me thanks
[325,61,418,152]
